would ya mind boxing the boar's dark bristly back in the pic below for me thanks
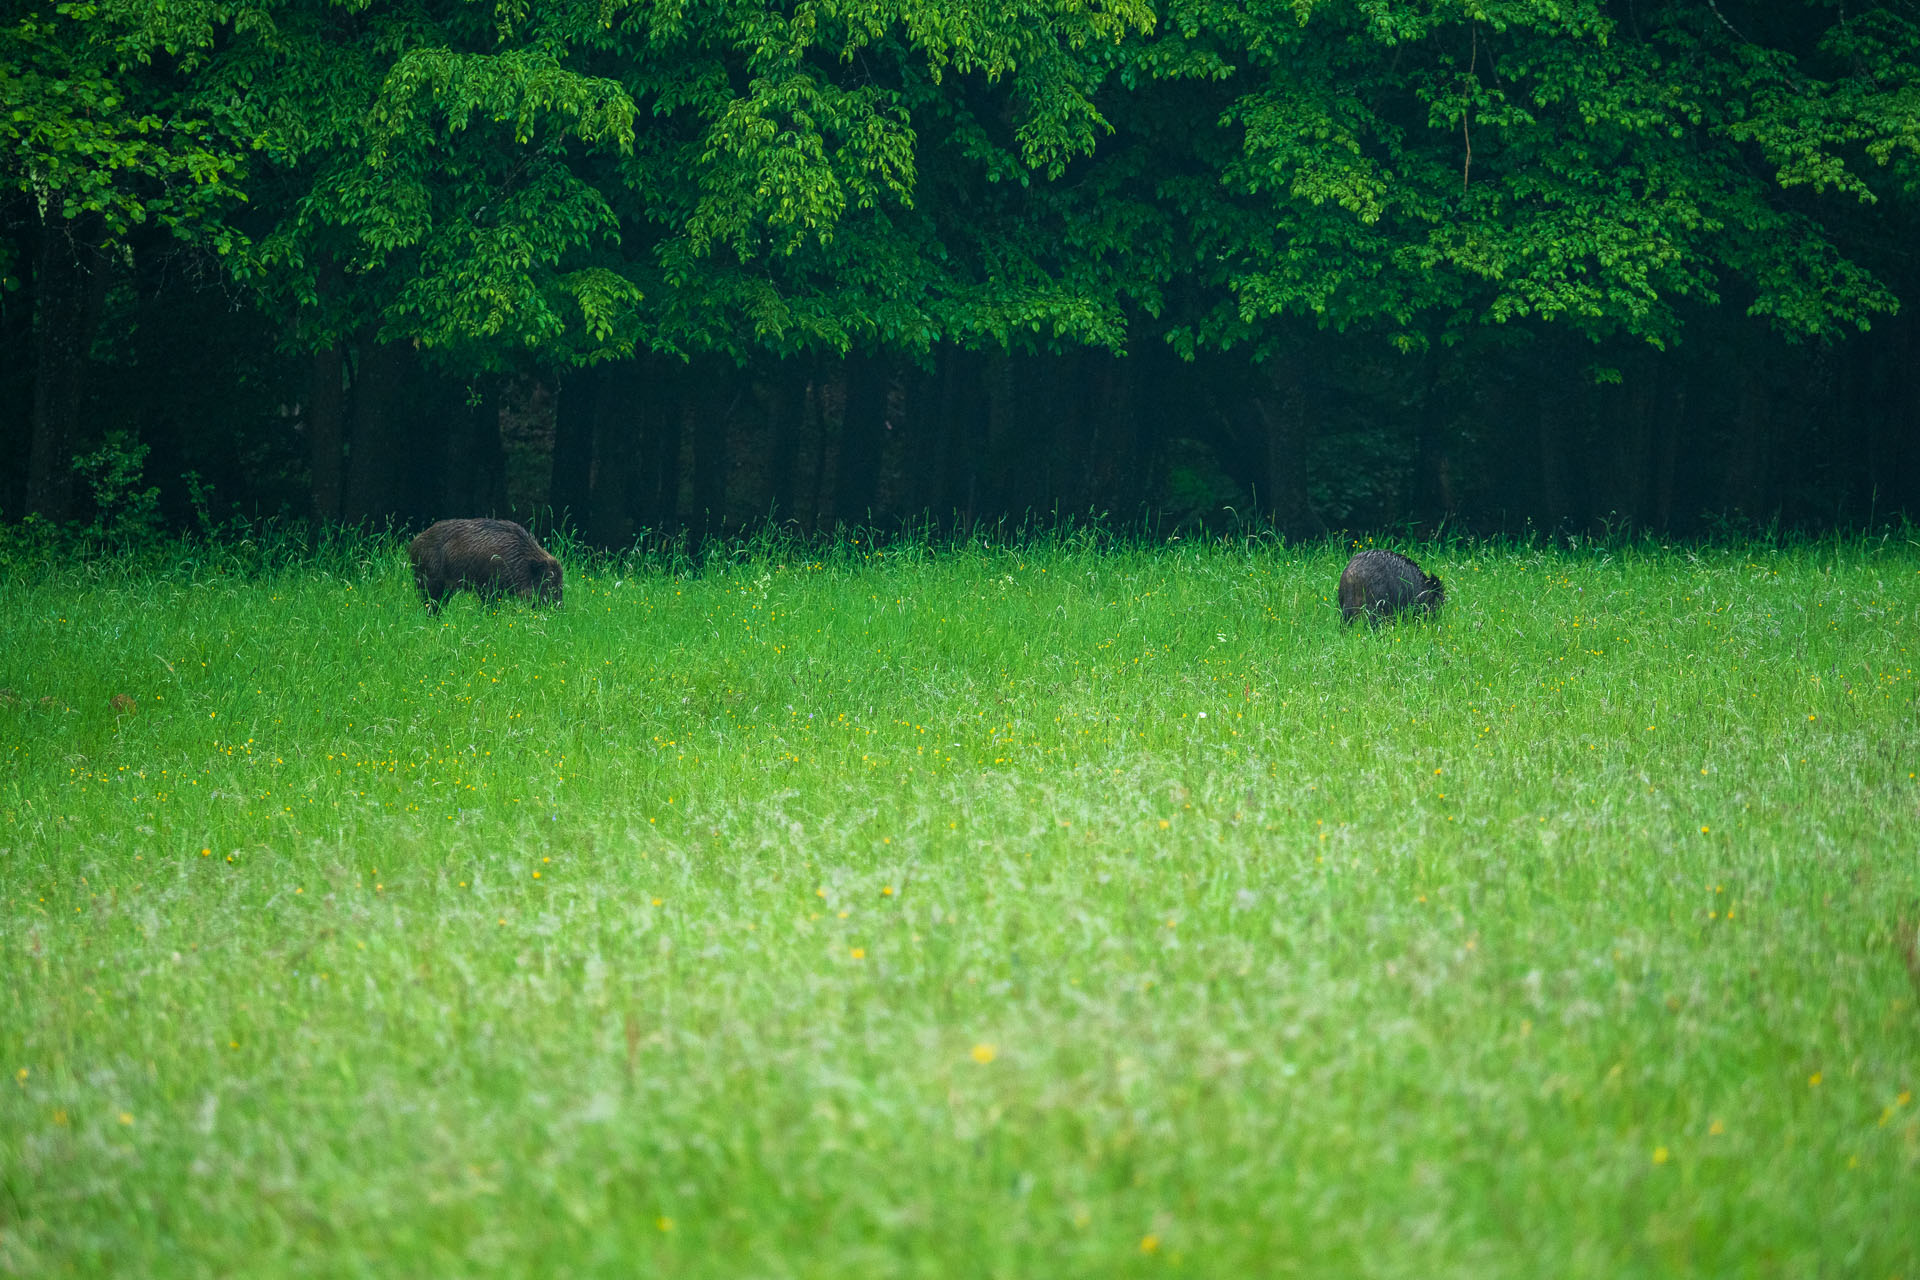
[1338,549,1444,625]
[408,518,564,614]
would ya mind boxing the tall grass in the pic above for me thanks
[3,531,1917,1277]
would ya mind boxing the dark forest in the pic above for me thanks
[6,0,1919,544]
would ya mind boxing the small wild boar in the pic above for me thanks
[1338,548,1444,624]
[408,518,563,614]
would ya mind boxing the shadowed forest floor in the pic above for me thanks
[3,535,1917,1277]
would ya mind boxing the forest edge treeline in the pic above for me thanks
[4,0,1918,544]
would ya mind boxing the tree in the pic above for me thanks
[1070,0,1920,528]
[1,1,246,520]
[7,0,1919,535]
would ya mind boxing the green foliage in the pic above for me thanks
[70,429,162,548]
[1117,0,1917,352]
[7,0,1920,549]
[0,2,247,245]
[27,0,1912,369]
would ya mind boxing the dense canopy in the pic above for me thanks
[4,0,1919,539]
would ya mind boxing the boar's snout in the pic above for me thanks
[537,559,564,607]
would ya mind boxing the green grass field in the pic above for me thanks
[3,533,1917,1278]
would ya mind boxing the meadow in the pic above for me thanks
[2,531,1916,1278]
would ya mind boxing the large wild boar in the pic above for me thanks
[408,519,563,614]
[1338,549,1444,624]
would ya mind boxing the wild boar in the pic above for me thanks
[1338,549,1444,624]
[408,518,563,614]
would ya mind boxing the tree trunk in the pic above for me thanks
[27,217,108,522]
[1003,355,1046,517]
[1867,312,1920,522]
[766,362,808,525]
[1101,355,1144,519]
[936,346,986,527]
[982,352,1016,524]
[1653,371,1683,532]
[0,219,34,519]
[1628,367,1657,530]
[1112,348,1160,519]
[637,358,683,534]
[834,352,888,526]
[550,365,598,534]
[342,340,412,525]
[588,362,638,549]
[898,362,941,519]
[691,361,733,546]
[304,258,348,528]
[1903,314,1920,518]
[130,230,188,525]
[1077,353,1125,518]
[1536,366,1576,528]
[1254,349,1321,539]
[1411,357,1454,528]
[1049,350,1094,517]
[308,345,347,525]
[438,377,506,518]
[1605,353,1656,531]
[1721,369,1774,521]
[803,372,835,531]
